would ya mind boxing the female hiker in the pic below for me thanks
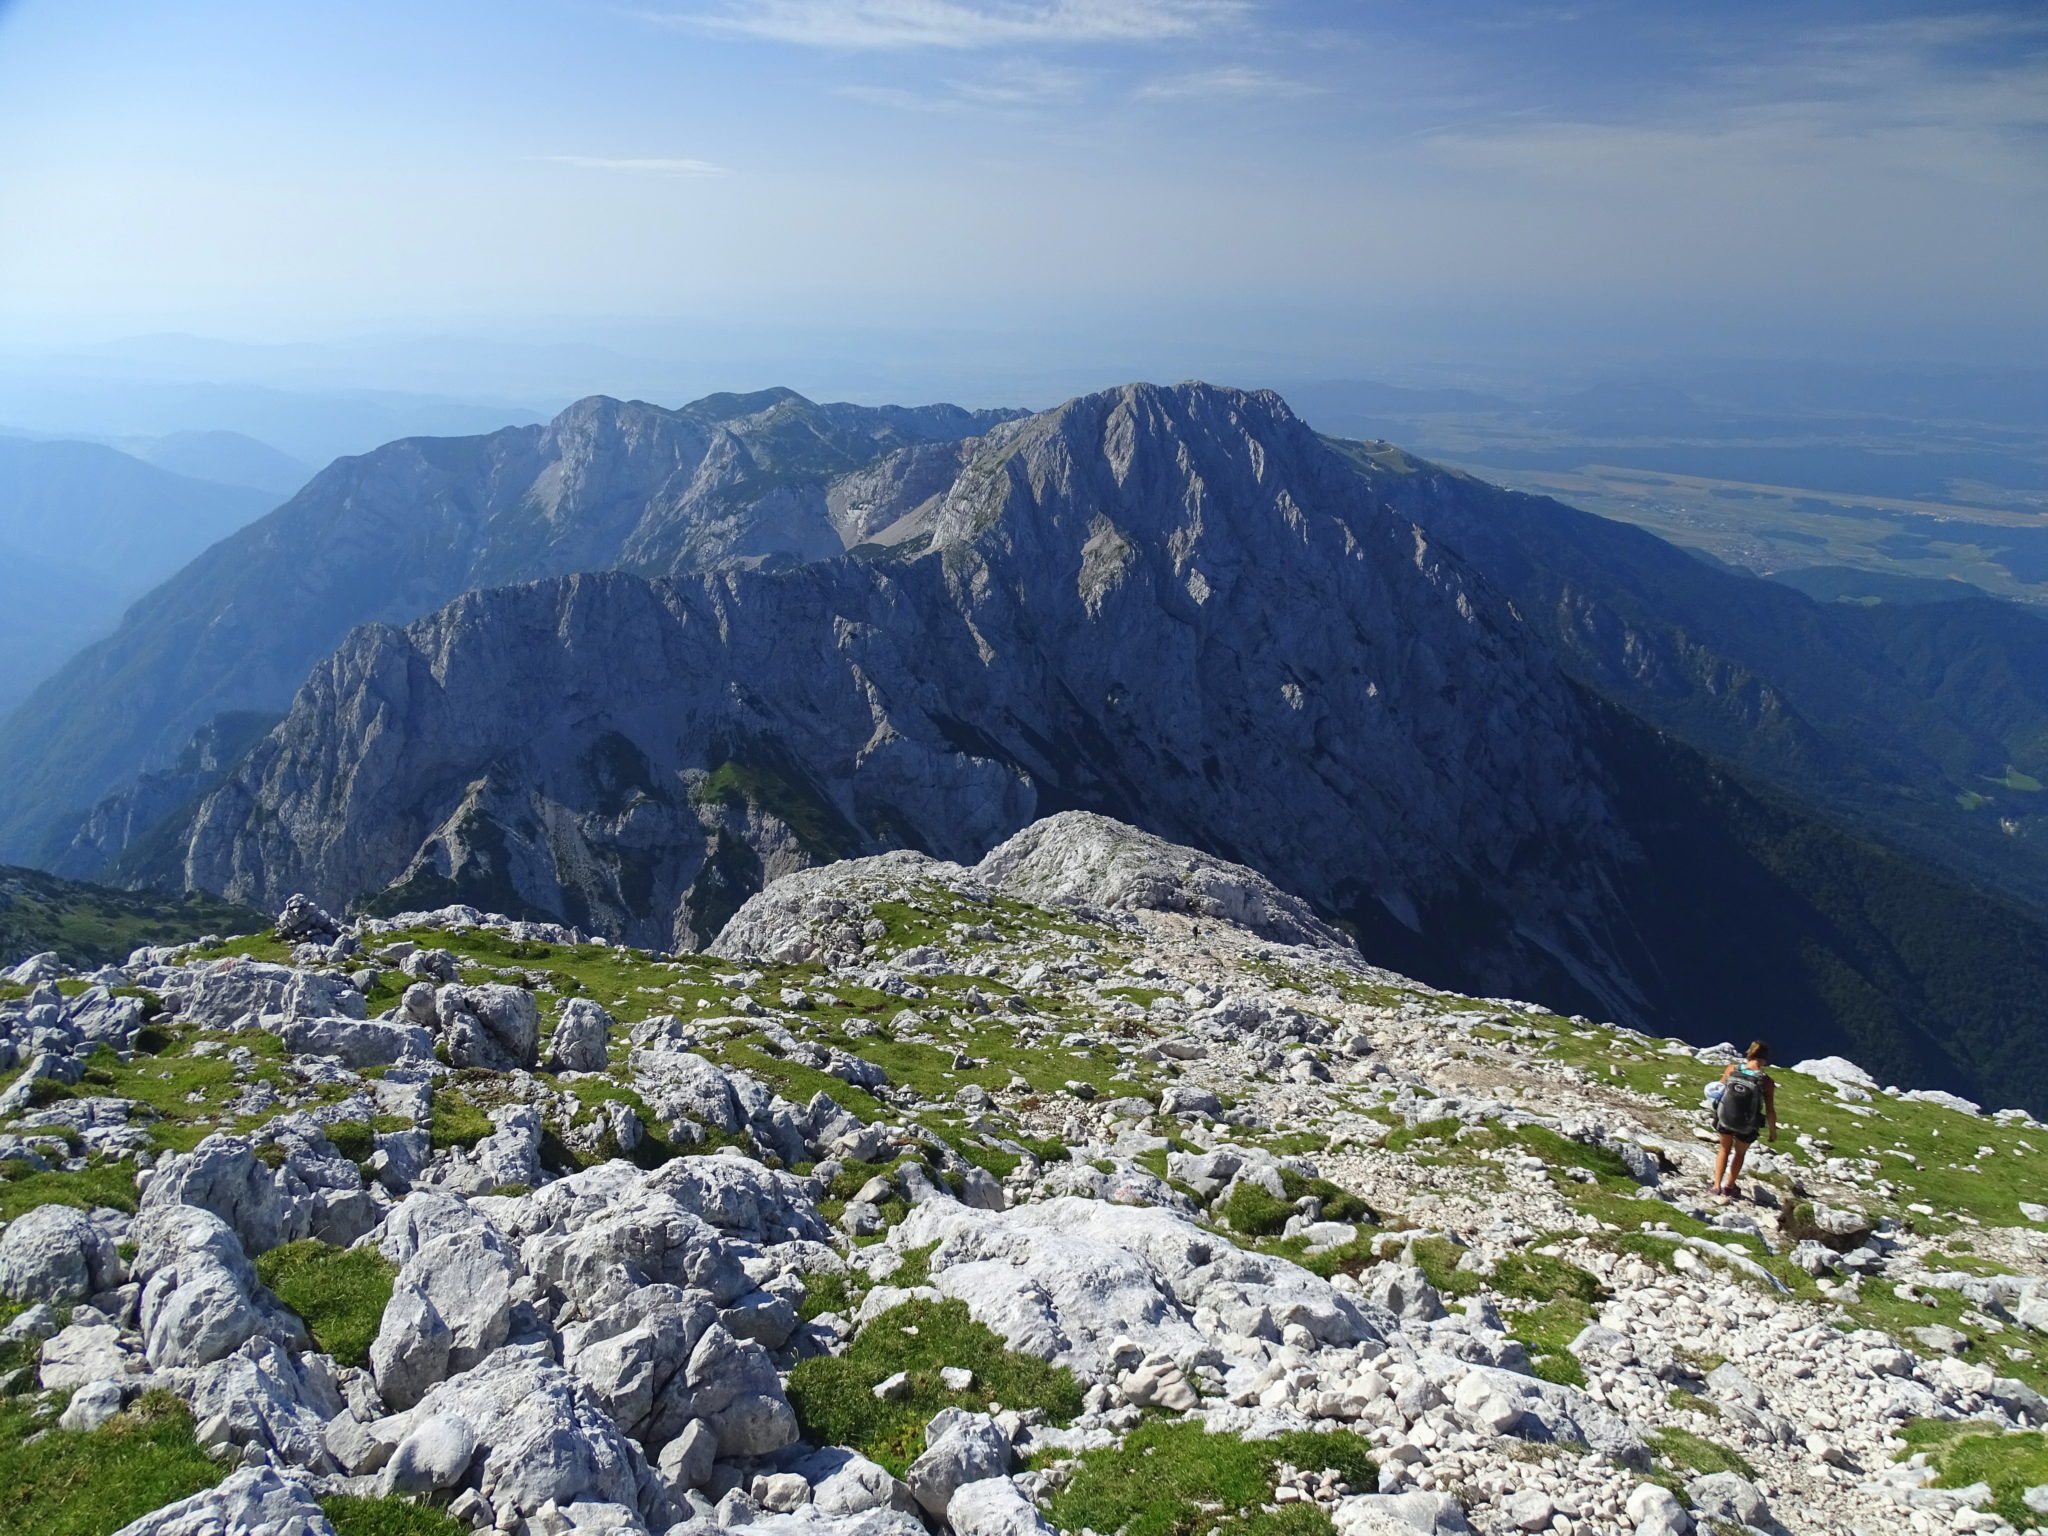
[1710,1040,1777,1197]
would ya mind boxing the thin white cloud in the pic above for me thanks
[838,58,1088,110]
[952,59,1088,103]
[650,0,1245,51]
[546,155,730,176]
[1135,65,1319,101]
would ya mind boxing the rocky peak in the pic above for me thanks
[0,387,1016,871]
[172,380,1637,1011]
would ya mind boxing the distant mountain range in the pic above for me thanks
[11,381,2048,1110]
[0,436,281,716]
[122,429,312,496]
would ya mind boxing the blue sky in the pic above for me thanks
[1,0,2044,381]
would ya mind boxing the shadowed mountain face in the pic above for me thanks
[0,388,1022,868]
[170,383,2048,1110]
[1337,444,2048,916]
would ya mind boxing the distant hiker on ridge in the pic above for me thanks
[1710,1040,1777,1198]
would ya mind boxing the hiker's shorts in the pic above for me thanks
[1715,1118,1760,1145]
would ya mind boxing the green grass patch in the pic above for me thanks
[0,865,263,972]
[1900,1422,2048,1528]
[1384,1117,1461,1154]
[1510,1124,1637,1185]
[1220,1181,1296,1237]
[1667,1387,1720,1418]
[323,1120,375,1162]
[1407,1236,1482,1299]
[427,1088,495,1151]
[797,1270,857,1323]
[0,1159,138,1223]
[1492,1250,1603,1306]
[1045,1417,1374,1536]
[1646,1426,1757,1481]
[68,1032,299,1155]
[1511,1296,1592,1389]
[1279,1170,1372,1223]
[0,1389,222,1536]
[786,1299,1083,1475]
[253,1241,397,1369]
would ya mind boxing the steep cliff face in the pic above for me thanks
[0,388,1021,868]
[180,384,1644,1008]
[1333,439,2048,918]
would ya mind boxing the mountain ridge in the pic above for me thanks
[164,382,2048,1109]
[0,388,1024,867]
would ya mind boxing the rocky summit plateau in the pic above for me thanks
[3,811,2047,1536]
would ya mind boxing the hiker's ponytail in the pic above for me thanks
[1746,1040,1771,1064]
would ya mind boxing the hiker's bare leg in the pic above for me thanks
[1711,1136,1733,1189]
[1726,1141,1751,1187]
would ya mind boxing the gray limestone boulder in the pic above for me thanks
[521,1184,751,1321]
[894,1200,1207,1376]
[5,951,59,986]
[1686,1471,1768,1526]
[370,1224,519,1409]
[420,1104,545,1196]
[656,1417,719,1492]
[644,1154,833,1247]
[58,1377,130,1432]
[739,1512,926,1536]
[0,1301,59,1349]
[1625,1483,1693,1535]
[159,956,361,1029]
[106,1465,333,1536]
[130,1202,308,1369]
[905,1406,1012,1517]
[183,1336,346,1470]
[141,1133,296,1256]
[562,1283,720,1448]
[787,1447,918,1517]
[279,1015,432,1067]
[0,1202,124,1302]
[1791,1201,1874,1253]
[435,982,539,1071]
[682,1321,800,1456]
[39,1321,145,1390]
[1358,1264,1448,1326]
[971,812,1358,951]
[890,1196,1383,1379]
[384,1412,479,1494]
[1332,1490,1472,1535]
[275,893,342,945]
[374,1186,503,1265]
[389,1346,650,1520]
[549,997,615,1073]
[947,1476,1057,1536]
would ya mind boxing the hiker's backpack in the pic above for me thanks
[1717,1068,1765,1136]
